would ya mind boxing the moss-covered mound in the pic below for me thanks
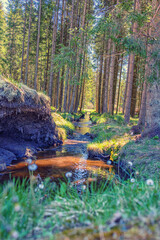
[118,138,160,179]
[0,77,59,165]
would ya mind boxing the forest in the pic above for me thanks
[0,0,159,121]
[0,0,160,239]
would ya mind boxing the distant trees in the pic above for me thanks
[0,0,159,121]
[1,0,93,113]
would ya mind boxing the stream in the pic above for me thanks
[0,114,114,186]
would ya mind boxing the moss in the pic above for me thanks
[0,76,50,107]
[52,113,75,140]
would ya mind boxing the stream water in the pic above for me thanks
[0,114,114,186]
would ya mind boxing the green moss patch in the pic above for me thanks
[52,113,75,140]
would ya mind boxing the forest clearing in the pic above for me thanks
[0,0,160,239]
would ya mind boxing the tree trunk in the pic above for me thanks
[63,0,75,112]
[34,0,42,90]
[48,0,59,104]
[112,54,119,114]
[103,38,111,113]
[116,55,123,114]
[130,56,139,117]
[124,0,139,123]
[122,55,130,114]
[24,0,33,85]
[20,0,28,83]
[108,42,116,114]
[97,53,104,113]
[69,0,87,113]
[138,28,151,125]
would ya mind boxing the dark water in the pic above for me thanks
[0,114,114,185]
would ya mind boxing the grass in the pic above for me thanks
[0,177,160,239]
[51,107,85,122]
[60,111,85,122]
[119,137,160,179]
[88,112,160,179]
[88,112,138,159]
[52,113,75,140]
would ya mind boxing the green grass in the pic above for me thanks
[52,113,75,140]
[88,113,137,158]
[119,137,160,179]
[0,178,160,239]
[60,111,85,122]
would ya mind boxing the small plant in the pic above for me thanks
[153,135,159,140]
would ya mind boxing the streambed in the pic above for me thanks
[0,114,114,185]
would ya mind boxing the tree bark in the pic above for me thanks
[24,0,33,85]
[103,38,111,113]
[34,0,42,90]
[20,0,28,83]
[48,0,59,104]
[63,0,75,112]
[124,0,139,123]
[112,54,119,114]
[116,55,123,114]
[108,42,116,114]
[130,56,139,117]
[138,28,151,125]
[69,0,87,113]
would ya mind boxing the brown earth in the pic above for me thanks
[0,77,59,166]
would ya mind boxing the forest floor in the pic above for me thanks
[0,112,160,240]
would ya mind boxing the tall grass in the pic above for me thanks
[0,177,159,239]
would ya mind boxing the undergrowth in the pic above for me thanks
[88,112,138,159]
[0,177,159,239]
[52,113,75,140]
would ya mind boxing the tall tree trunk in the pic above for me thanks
[56,0,65,109]
[48,0,59,104]
[97,53,104,113]
[122,55,130,114]
[69,0,87,113]
[103,38,111,113]
[44,20,51,92]
[112,54,119,114]
[100,38,106,114]
[34,0,42,90]
[20,0,28,83]
[63,0,75,112]
[138,28,151,125]
[24,0,33,85]
[124,0,139,123]
[116,55,123,114]
[130,56,139,117]
[108,42,116,114]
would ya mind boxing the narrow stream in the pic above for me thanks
[0,114,114,186]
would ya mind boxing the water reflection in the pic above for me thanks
[0,114,114,185]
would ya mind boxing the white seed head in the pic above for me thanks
[38,183,44,190]
[128,161,133,167]
[107,160,112,165]
[11,231,19,239]
[65,172,72,178]
[146,179,154,186]
[82,185,86,190]
[28,164,38,171]
[14,204,21,212]
[25,158,32,164]
[130,178,135,183]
